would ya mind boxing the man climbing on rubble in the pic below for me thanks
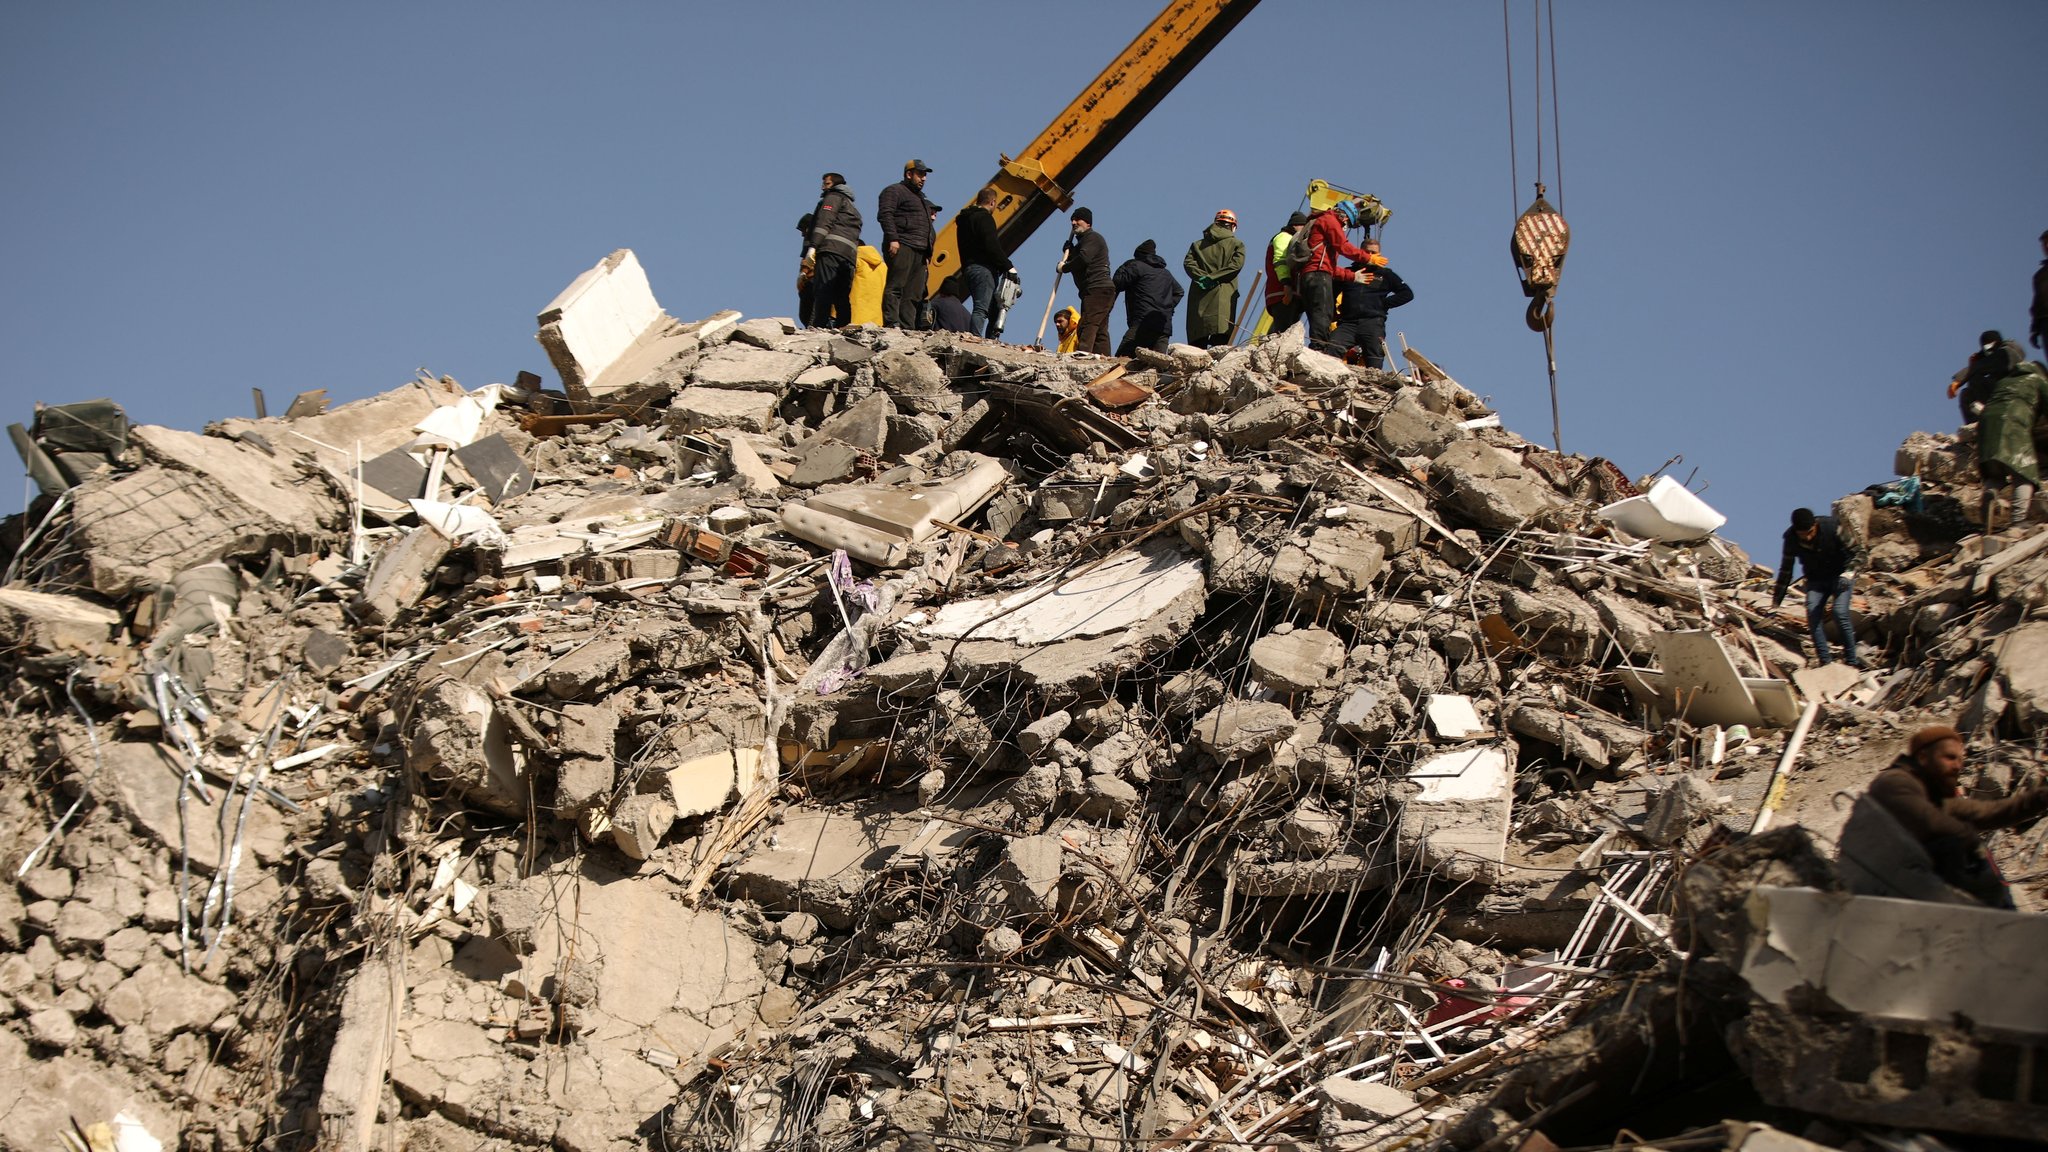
[1330,237,1413,368]
[1112,239,1183,356]
[1297,199,1378,354]
[957,187,1014,338]
[1839,725,2048,908]
[1059,207,1113,355]
[804,173,863,329]
[879,159,936,328]
[1183,208,1244,348]
[1262,212,1308,335]
[1948,329,2027,425]
[1967,330,2048,530]
[1769,506,1868,669]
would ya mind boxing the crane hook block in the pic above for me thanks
[1511,184,1569,331]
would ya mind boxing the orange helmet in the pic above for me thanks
[1213,209,1237,227]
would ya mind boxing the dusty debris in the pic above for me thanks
[2,247,2044,1152]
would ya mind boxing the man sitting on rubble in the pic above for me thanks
[1838,725,2048,908]
[1768,506,1868,670]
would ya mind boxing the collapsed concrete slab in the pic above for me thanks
[0,587,121,655]
[70,426,345,596]
[780,453,1008,568]
[64,736,286,874]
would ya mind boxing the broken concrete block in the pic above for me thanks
[995,834,1063,917]
[691,345,812,391]
[1192,700,1298,760]
[815,391,891,454]
[664,747,737,818]
[358,528,452,625]
[1791,662,1863,702]
[0,588,121,655]
[724,434,782,496]
[535,248,667,400]
[1287,346,1352,391]
[610,794,677,860]
[1374,389,1465,458]
[1997,621,2048,733]
[783,453,1009,568]
[1321,1076,1416,1122]
[318,960,400,1152]
[1218,395,1308,448]
[1425,694,1485,739]
[789,438,864,488]
[1018,711,1071,758]
[1399,746,1513,883]
[1641,774,1726,846]
[1430,440,1565,532]
[1280,801,1344,856]
[669,386,781,434]
[871,348,948,394]
[1250,626,1346,692]
[404,680,528,817]
[1076,773,1139,822]
[542,637,634,700]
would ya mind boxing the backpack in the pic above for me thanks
[1284,218,1321,277]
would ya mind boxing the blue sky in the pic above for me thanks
[3,1,2043,560]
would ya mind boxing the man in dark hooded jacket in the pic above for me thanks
[804,173,862,329]
[1112,240,1182,357]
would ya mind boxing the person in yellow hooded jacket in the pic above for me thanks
[1052,306,1080,354]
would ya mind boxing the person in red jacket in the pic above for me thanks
[1296,200,1376,354]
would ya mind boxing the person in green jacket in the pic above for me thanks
[1971,329,2048,529]
[1183,209,1245,348]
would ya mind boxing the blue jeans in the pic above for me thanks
[963,263,997,337]
[1805,577,1858,665]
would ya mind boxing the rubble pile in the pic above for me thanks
[2,250,2043,1151]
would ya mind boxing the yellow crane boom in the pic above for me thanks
[924,0,1262,295]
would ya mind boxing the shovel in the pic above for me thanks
[1032,267,1066,351]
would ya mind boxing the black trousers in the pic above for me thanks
[1300,271,1338,353]
[1076,288,1114,355]
[883,245,929,328]
[808,251,854,329]
[1116,315,1171,357]
[1332,316,1388,367]
[1265,292,1303,335]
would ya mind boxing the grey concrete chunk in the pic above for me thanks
[690,345,812,391]
[670,386,781,434]
[1192,700,1298,760]
[1250,626,1347,692]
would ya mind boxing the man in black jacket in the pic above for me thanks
[1769,506,1869,669]
[804,173,862,329]
[1112,240,1182,357]
[2031,229,2047,353]
[878,159,936,328]
[1059,207,1113,355]
[1330,239,1414,368]
[956,187,1013,339]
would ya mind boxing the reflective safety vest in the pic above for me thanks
[1269,231,1294,282]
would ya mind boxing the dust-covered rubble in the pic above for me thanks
[2,248,2044,1151]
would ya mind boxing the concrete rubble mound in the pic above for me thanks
[2,250,2043,1151]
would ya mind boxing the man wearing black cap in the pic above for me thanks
[878,159,936,328]
[1769,506,1868,669]
[1059,208,1113,355]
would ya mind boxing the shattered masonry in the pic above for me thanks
[2,247,2046,1151]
